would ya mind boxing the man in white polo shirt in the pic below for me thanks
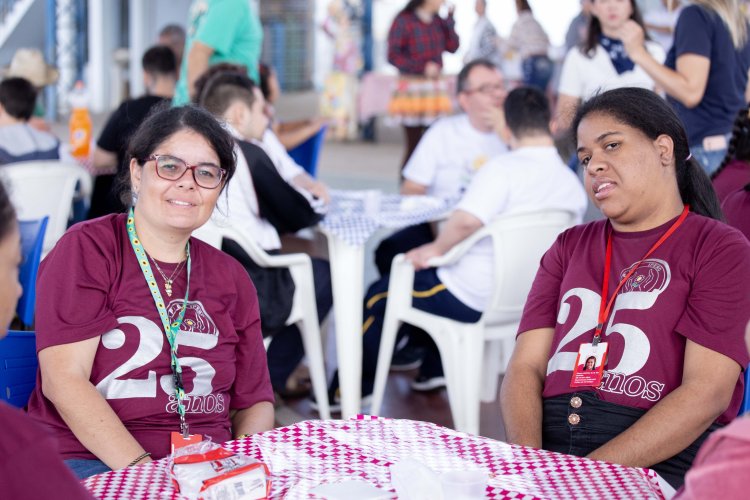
[332,86,588,398]
[374,59,509,276]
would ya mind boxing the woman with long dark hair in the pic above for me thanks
[620,0,750,174]
[387,0,459,167]
[555,0,663,132]
[501,87,750,490]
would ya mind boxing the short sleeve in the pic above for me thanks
[517,231,568,335]
[455,161,510,224]
[194,0,246,55]
[557,49,584,98]
[402,125,442,186]
[227,259,274,409]
[96,103,126,153]
[35,225,120,351]
[672,6,712,59]
[675,227,750,368]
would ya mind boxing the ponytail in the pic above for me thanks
[678,157,724,220]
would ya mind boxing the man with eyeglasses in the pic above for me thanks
[374,59,508,278]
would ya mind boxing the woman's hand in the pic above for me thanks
[618,20,648,63]
[424,61,441,79]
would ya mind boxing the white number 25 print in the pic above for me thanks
[96,315,218,400]
[546,259,671,376]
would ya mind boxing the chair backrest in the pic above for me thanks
[286,125,327,178]
[484,210,577,321]
[192,219,274,267]
[0,330,38,408]
[16,217,49,328]
[742,364,750,416]
[0,161,93,255]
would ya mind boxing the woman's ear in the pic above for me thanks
[655,134,675,168]
[129,158,142,194]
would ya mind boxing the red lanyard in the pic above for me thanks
[593,205,689,345]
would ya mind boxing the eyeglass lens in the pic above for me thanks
[155,155,223,188]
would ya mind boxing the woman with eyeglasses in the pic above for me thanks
[26,104,275,479]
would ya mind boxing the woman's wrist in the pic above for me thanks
[127,451,152,467]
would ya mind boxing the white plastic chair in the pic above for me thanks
[0,161,93,255]
[192,220,331,420]
[370,210,577,435]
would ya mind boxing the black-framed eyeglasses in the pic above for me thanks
[144,154,226,189]
[462,83,506,95]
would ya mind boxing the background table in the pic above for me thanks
[83,416,667,499]
[319,190,452,418]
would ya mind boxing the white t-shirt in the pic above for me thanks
[214,126,281,251]
[261,128,305,182]
[558,41,665,100]
[437,146,588,311]
[402,114,507,201]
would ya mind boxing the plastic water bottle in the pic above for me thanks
[68,81,92,160]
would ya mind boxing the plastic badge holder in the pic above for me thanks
[170,440,270,500]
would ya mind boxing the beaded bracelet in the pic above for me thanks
[128,451,151,467]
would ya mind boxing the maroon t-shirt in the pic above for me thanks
[519,213,750,424]
[721,188,750,242]
[26,214,274,460]
[0,402,92,498]
[712,159,750,203]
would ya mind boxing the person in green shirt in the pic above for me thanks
[173,0,263,105]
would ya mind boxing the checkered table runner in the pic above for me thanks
[320,190,453,246]
[83,416,666,499]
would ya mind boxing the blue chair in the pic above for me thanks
[0,330,38,408]
[287,125,327,178]
[742,364,750,416]
[16,217,48,329]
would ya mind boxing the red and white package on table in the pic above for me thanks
[170,440,270,500]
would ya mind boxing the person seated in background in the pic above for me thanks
[374,59,508,277]
[0,77,62,165]
[195,67,332,400]
[500,88,750,491]
[158,24,186,68]
[89,45,178,218]
[324,87,586,405]
[26,104,275,479]
[259,64,328,151]
[2,47,59,133]
[0,181,93,498]
[711,104,750,203]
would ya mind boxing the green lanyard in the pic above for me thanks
[126,208,192,437]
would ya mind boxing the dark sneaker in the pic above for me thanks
[410,375,447,392]
[390,344,425,371]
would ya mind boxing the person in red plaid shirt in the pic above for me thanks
[387,0,459,168]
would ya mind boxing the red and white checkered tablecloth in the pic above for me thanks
[83,416,666,499]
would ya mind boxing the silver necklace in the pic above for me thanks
[150,256,186,297]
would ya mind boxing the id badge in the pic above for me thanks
[170,431,203,453]
[570,342,608,388]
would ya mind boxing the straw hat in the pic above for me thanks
[3,48,59,87]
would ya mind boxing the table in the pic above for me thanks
[318,190,452,418]
[83,416,667,499]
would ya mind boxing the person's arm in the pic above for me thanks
[619,19,709,108]
[405,209,483,269]
[186,41,215,101]
[400,179,428,195]
[38,338,152,470]
[291,172,330,203]
[586,340,740,467]
[387,15,420,74]
[93,147,117,170]
[230,402,274,437]
[500,327,555,448]
[276,117,326,150]
[442,8,459,54]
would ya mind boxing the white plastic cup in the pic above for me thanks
[440,470,488,499]
[363,190,381,218]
